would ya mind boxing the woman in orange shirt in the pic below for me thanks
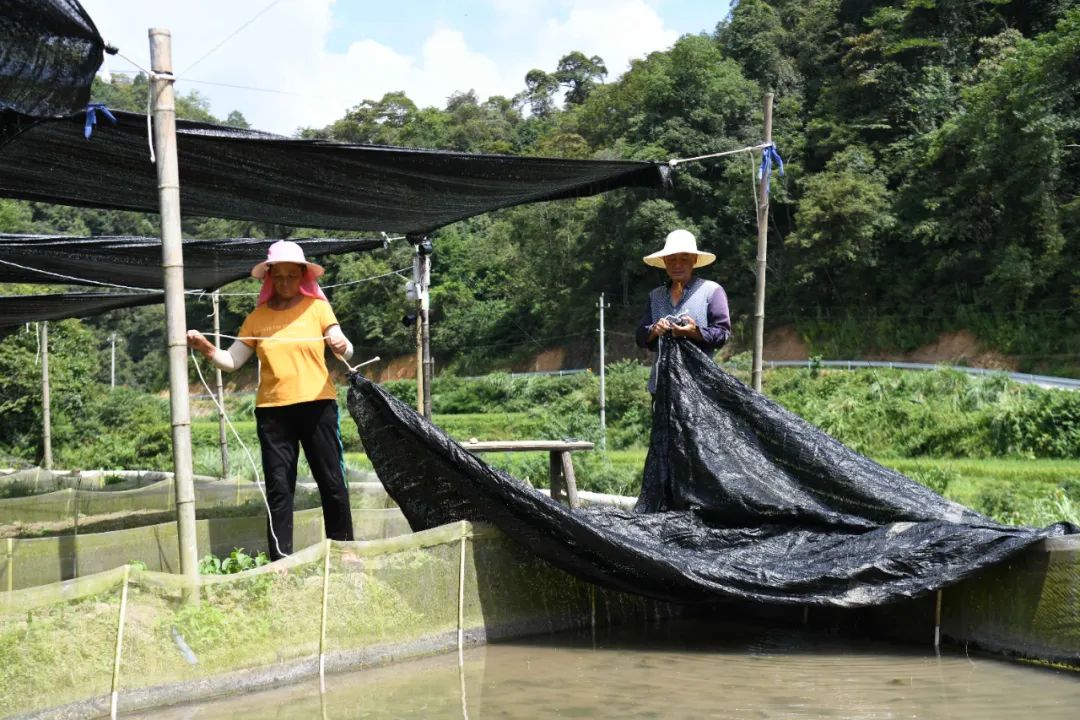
[187,241,354,560]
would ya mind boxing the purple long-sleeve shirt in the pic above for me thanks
[634,281,732,352]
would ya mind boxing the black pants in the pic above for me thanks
[255,399,353,560]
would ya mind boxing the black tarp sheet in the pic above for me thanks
[0,111,666,233]
[347,338,1075,607]
[0,235,384,289]
[0,0,104,118]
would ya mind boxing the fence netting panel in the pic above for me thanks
[0,568,123,716]
[325,532,462,661]
[120,545,326,700]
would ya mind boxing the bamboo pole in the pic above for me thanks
[40,322,52,470]
[110,564,131,720]
[149,29,199,594]
[458,526,467,657]
[420,249,433,420]
[6,537,12,593]
[212,292,229,480]
[413,250,424,415]
[751,92,775,393]
[934,589,943,647]
[319,539,331,692]
[597,293,607,450]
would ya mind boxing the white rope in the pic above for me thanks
[669,142,772,168]
[108,51,165,162]
[114,51,149,76]
[321,266,411,289]
[190,347,380,560]
[205,332,336,342]
[178,0,286,77]
[0,258,407,297]
[0,257,161,293]
[750,150,760,212]
[190,352,285,558]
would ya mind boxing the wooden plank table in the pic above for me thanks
[461,440,594,508]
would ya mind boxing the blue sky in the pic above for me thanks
[326,1,726,57]
[83,1,733,135]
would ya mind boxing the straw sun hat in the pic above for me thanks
[642,229,716,269]
[251,240,325,279]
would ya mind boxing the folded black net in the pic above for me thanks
[347,338,1075,607]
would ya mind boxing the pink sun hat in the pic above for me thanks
[250,240,325,279]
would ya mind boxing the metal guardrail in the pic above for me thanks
[197,362,1079,391]
[762,360,1080,391]
[496,361,1080,391]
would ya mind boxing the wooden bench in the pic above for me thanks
[461,440,594,508]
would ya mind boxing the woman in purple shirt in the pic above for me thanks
[635,230,732,392]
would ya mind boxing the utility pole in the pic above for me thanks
[40,322,52,470]
[110,332,116,389]
[150,28,199,592]
[212,292,229,480]
[751,92,775,393]
[409,236,434,419]
[408,249,424,416]
[597,293,608,450]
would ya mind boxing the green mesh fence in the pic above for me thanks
[0,471,391,524]
[0,522,677,719]
[0,507,412,591]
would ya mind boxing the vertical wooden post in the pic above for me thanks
[40,322,52,470]
[5,537,13,593]
[597,293,607,450]
[110,332,116,389]
[149,28,199,593]
[934,589,943,647]
[420,253,433,419]
[110,564,131,720]
[410,236,434,420]
[412,249,425,415]
[212,292,229,480]
[751,92,775,393]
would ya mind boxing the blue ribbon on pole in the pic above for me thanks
[84,103,117,139]
[757,143,785,195]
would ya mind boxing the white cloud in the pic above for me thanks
[81,0,683,136]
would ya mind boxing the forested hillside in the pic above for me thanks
[1,0,1077,387]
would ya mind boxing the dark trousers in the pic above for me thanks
[255,399,353,560]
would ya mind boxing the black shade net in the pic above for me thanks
[0,291,159,337]
[0,234,384,289]
[0,0,105,118]
[0,235,385,331]
[0,111,667,233]
[347,338,1076,607]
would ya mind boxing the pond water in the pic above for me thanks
[127,618,1080,719]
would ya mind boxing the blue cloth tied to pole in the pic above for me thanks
[757,143,784,195]
[84,103,117,139]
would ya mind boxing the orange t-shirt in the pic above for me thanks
[238,297,339,407]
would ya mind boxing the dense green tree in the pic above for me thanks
[4,4,1080,390]
[553,51,608,105]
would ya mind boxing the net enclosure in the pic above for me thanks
[0,110,667,233]
[347,338,1077,608]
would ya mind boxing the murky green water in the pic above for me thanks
[127,619,1080,719]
